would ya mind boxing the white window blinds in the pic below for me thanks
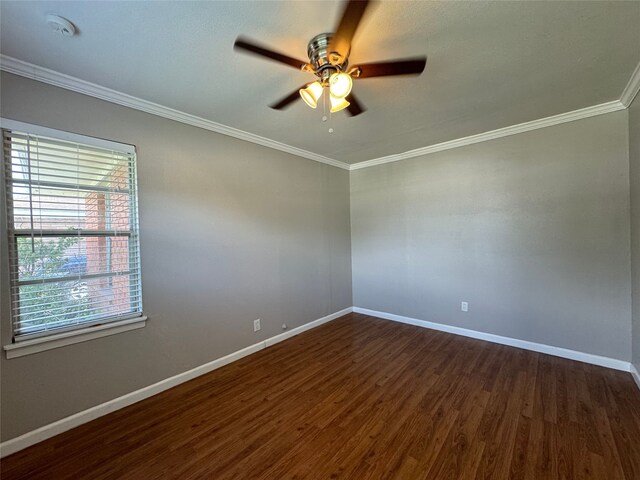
[2,126,143,340]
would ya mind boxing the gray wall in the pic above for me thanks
[1,70,636,444]
[631,94,640,373]
[351,111,632,361]
[0,72,353,441]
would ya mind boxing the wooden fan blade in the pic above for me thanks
[352,57,427,78]
[234,36,310,70]
[269,87,304,110]
[330,0,371,60]
[346,92,366,116]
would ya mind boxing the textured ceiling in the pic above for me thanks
[1,1,639,164]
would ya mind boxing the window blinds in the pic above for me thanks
[3,128,142,340]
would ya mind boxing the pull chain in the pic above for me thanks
[321,85,334,134]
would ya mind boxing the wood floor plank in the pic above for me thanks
[2,313,639,480]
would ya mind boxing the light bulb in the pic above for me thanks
[329,72,353,98]
[299,81,323,109]
[330,94,350,113]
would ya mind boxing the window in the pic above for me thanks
[2,122,143,342]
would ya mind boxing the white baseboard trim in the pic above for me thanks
[631,364,640,391]
[0,307,353,459]
[352,307,631,373]
[264,308,352,347]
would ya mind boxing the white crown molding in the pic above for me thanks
[1,55,637,172]
[0,307,353,458]
[353,307,632,372]
[620,60,640,108]
[349,100,626,170]
[0,55,351,171]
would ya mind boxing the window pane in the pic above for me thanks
[15,236,136,282]
[8,136,129,190]
[10,181,131,232]
[15,276,141,335]
[4,128,142,339]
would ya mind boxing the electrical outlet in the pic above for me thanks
[461,302,469,312]
[253,319,261,332]
[282,324,287,330]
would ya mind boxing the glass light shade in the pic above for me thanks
[299,81,323,109]
[329,72,353,98]
[330,94,350,113]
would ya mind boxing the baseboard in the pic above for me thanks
[0,307,353,458]
[631,364,640,391]
[353,307,631,372]
[264,307,351,347]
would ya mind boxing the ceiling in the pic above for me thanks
[1,1,639,165]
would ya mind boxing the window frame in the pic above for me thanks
[1,118,145,356]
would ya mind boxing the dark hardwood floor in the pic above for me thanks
[2,313,640,479]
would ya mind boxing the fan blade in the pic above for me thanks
[345,92,366,116]
[234,36,310,71]
[269,87,304,110]
[352,57,427,78]
[330,0,371,60]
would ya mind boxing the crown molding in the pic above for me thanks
[349,100,626,170]
[0,55,350,171]
[620,60,640,108]
[1,55,635,172]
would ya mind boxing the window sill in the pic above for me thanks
[3,316,147,359]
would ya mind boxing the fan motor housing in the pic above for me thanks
[307,33,348,81]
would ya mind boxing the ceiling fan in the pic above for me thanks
[233,0,427,117]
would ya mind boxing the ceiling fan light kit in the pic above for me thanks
[329,72,353,98]
[330,94,351,113]
[233,0,427,118]
[300,81,324,109]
